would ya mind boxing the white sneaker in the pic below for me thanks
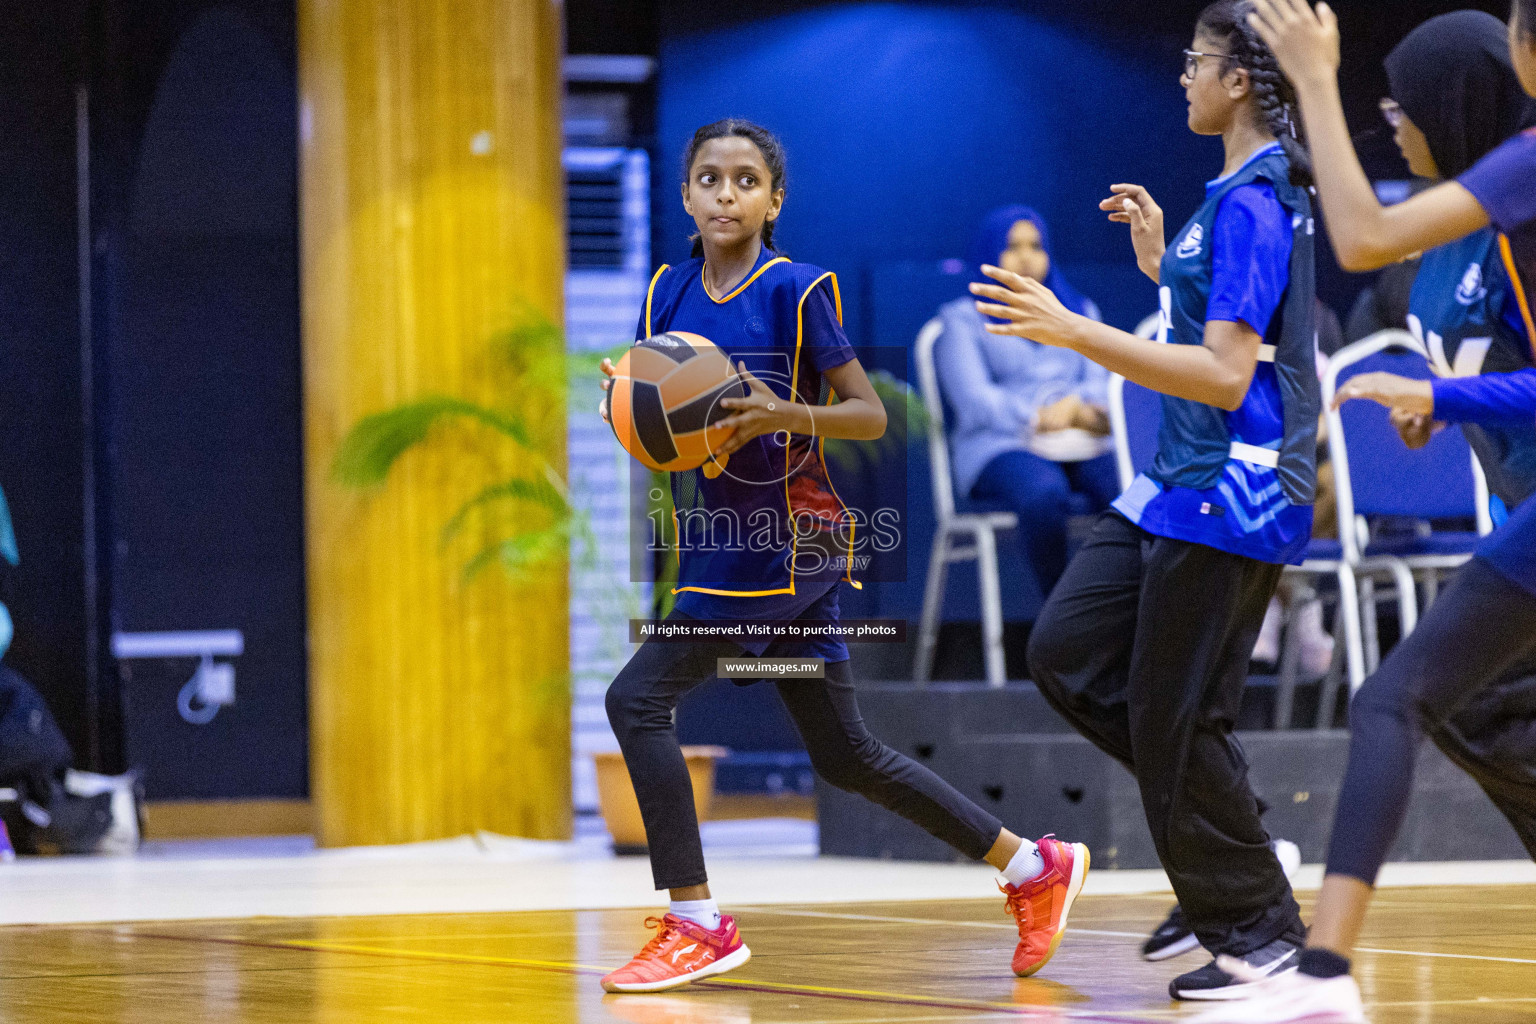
[1189,959,1366,1023]
[1294,599,1335,677]
[63,769,142,855]
[1252,597,1282,665]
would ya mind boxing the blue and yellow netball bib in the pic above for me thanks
[639,247,860,612]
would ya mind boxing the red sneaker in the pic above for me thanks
[1000,836,1090,977]
[600,913,751,993]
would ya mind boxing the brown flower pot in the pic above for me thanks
[593,746,728,854]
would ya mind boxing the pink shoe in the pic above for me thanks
[601,913,751,993]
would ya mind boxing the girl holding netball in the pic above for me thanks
[595,118,1088,994]
[1188,2,1536,1021]
[974,0,1317,1000]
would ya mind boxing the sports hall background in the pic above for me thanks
[0,0,1507,848]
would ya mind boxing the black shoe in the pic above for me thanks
[1169,936,1300,1001]
[1142,905,1200,961]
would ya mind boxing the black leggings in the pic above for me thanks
[606,615,1004,890]
[1326,556,1536,883]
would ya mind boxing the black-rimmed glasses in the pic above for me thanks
[1182,48,1232,79]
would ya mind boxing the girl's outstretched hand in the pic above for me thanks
[1247,0,1341,88]
[715,362,789,457]
[1332,372,1433,416]
[1098,184,1164,281]
[970,266,1078,348]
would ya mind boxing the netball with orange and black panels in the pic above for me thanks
[606,331,744,472]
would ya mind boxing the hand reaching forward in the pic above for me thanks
[1098,184,1165,283]
[1332,372,1433,416]
[970,265,1081,347]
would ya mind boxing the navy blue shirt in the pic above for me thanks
[1434,371,1536,422]
[1452,127,1536,596]
[1461,127,1536,320]
[638,247,859,660]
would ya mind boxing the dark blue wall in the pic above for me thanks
[0,2,95,757]
[96,1,308,799]
[657,1,1217,629]
[657,1,1217,346]
[653,0,1516,342]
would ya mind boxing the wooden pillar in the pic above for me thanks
[298,0,569,845]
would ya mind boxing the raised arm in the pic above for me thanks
[1099,185,1166,283]
[1247,0,1489,270]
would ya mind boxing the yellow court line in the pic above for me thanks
[1370,995,1536,1009]
[273,938,1166,1019]
[1358,945,1536,966]
[271,936,1536,1019]
[281,937,1007,1008]
[749,907,1536,963]
[276,938,609,974]
[743,906,1151,939]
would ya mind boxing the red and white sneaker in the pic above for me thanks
[600,913,751,993]
[1000,836,1090,977]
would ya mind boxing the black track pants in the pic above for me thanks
[1027,512,1304,956]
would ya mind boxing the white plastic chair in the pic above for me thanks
[1323,330,1488,690]
[1107,312,1165,491]
[913,318,1016,687]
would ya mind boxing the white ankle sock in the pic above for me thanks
[669,897,721,930]
[1000,840,1045,886]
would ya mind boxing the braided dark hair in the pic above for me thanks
[1197,1,1315,188]
[682,118,788,258]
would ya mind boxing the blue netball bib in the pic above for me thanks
[1113,145,1318,564]
[1410,229,1536,507]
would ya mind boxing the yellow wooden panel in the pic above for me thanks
[144,799,313,839]
[298,0,569,846]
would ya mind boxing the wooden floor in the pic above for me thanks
[8,886,1536,1022]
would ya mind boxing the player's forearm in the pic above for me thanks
[1063,318,1252,411]
[1433,369,1536,423]
[1288,74,1399,271]
[781,396,887,440]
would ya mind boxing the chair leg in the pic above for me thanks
[975,527,1007,687]
[1423,567,1439,608]
[914,528,952,684]
[1273,595,1306,730]
[1387,559,1418,639]
[1316,597,1348,730]
[1360,576,1380,674]
[1337,563,1367,694]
